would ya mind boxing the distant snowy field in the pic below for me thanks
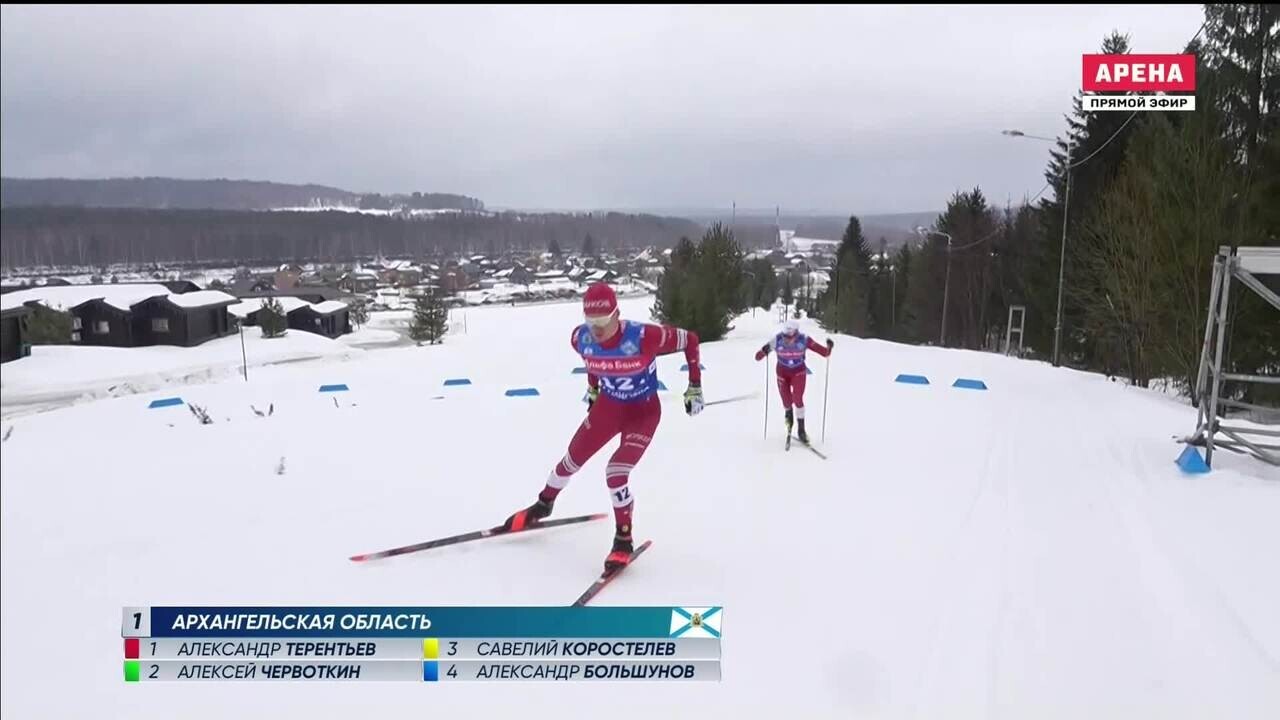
[1,296,1277,719]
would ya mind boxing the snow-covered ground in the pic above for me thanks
[1,297,1277,719]
[0,318,405,418]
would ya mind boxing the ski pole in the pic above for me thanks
[762,361,769,440]
[821,354,832,443]
[706,393,758,408]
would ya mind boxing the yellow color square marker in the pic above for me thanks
[423,638,439,659]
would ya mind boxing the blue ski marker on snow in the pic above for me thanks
[1175,446,1210,474]
[148,397,184,409]
[679,363,707,372]
[443,378,472,386]
[505,388,541,397]
[318,384,349,393]
[895,374,930,385]
[953,378,988,390]
[571,367,588,374]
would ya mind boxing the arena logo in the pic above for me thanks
[1081,54,1196,112]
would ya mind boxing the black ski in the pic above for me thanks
[350,513,608,562]
[800,442,828,460]
[572,540,654,606]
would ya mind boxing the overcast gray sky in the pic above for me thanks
[1,5,1204,214]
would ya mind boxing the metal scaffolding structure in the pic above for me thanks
[1185,246,1280,468]
[1004,305,1026,356]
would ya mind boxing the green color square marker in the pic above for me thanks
[124,660,140,682]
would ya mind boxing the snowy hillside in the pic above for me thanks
[1,296,1276,719]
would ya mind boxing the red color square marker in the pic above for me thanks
[125,638,140,659]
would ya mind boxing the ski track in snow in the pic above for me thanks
[1,297,1277,720]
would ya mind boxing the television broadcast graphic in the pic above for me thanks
[2,5,1276,720]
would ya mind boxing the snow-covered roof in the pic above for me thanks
[308,301,349,315]
[351,270,378,279]
[162,290,237,308]
[228,296,311,318]
[537,277,576,290]
[586,270,611,281]
[787,236,839,254]
[536,270,566,279]
[0,284,169,312]
[567,267,586,278]
[493,268,514,278]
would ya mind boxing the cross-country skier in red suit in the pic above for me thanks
[756,319,833,444]
[504,283,704,571]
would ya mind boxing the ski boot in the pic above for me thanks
[604,525,634,572]
[784,408,795,438]
[797,418,810,445]
[502,496,553,532]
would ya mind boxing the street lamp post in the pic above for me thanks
[890,264,897,333]
[916,226,953,346]
[1003,129,1074,367]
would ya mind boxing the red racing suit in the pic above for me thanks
[755,331,830,417]
[545,320,701,529]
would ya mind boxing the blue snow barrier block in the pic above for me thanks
[505,388,541,397]
[680,363,707,372]
[318,384,349,393]
[657,381,668,392]
[895,374,930,385]
[1176,446,1210,474]
[443,378,472,386]
[148,397,184,409]
[571,367,588,374]
[953,378,988,391]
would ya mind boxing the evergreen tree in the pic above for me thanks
[26,306,73,344]
[698,223,747,315]
[744,258,778,311]
[891,242,915,342]
[548,237,563,258]
[259,297,287,338]
[348,297,370,329]
[650,226,745,342]
[410,290,449,344]
[819,215,873,335]
[1034,30,1140,364]
[582,233,597,258]
[1204,4,1280,169]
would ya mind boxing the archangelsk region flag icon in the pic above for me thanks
[669,607,721,638]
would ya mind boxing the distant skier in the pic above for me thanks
[503,283,704,572]
[755,319,832,444]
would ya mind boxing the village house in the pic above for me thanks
[287,301,352,339]
[0,305,32,363]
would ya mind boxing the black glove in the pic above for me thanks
[826,338,835,350]
[586,386,599,410]
[760,343,771,356]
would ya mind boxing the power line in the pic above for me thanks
[1067,110,1138,169]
